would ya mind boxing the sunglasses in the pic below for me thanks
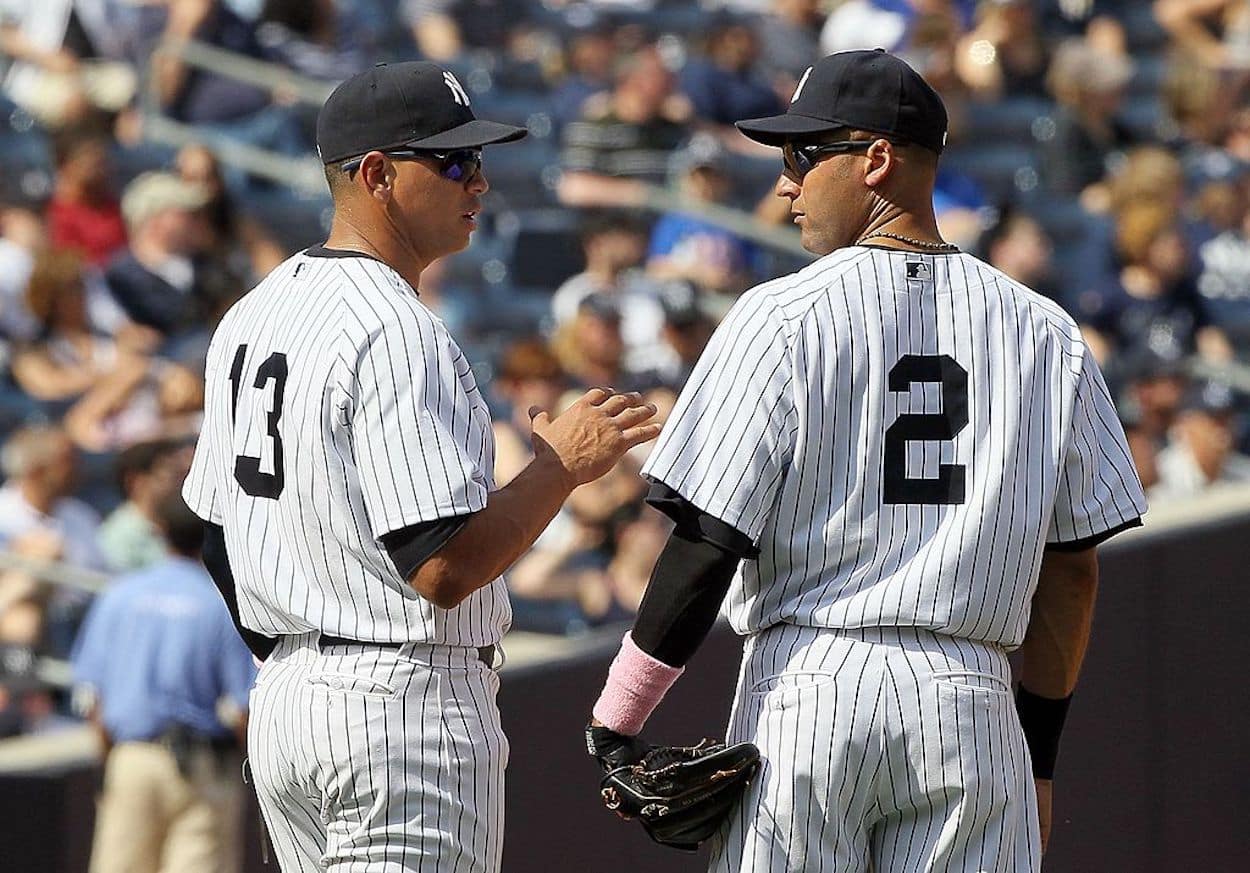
[340,148,483,183]
[782,140,896,180]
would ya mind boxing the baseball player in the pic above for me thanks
[182,62,660,872]
[585,50,1147,871]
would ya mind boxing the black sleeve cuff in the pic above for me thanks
[381,513,475,580]
[202,522,276,660]
[1046,516,1142,552]
[644,480,757,559]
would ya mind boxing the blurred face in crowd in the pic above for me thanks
[158,364,205,417]
[62,139,112,200]
[1124,426,1159,491]
[1146,228,1188,284]
[710,24,759,72]
[585,228,646,275]
[147,205,208,256]
[1130,374,1187,438]
[575,309,624,368]
[176,145,224,200]
[990,216,1052,285]
[35,433,77,498]
[570,31,616,81]
[684,166,731,204]
[1177,409,1236,481]
[615,49,673,121]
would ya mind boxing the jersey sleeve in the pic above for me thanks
[1047,346,1147,550]
[350,311,489,538]
[183,344,224,524]
[641,290,796,545]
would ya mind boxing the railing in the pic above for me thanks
[141,39,810,253]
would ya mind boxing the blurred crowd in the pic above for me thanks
[3,0,1250,740]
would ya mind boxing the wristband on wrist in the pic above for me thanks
[1015,686,1072,780]
[591,633,684,736]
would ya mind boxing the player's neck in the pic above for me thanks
[324,221,428,293]
[855,209,946,252]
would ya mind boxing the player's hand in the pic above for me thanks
[529,388,661,487]
[585,722,650,773]
[1035,777,1052,855]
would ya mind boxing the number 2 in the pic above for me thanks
[884,354,968,505]
[229,344,288,499]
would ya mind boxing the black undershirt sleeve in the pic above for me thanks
[202,522,277,660]
[380,513,475,580]
[631,482,753,667]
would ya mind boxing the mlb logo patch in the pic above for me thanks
[906,261,932,281]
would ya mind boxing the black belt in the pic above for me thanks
[317,633,495,666]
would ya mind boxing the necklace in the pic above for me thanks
[858,231,960,252]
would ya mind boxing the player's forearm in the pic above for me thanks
[410,448,575,608]
[1019,547,1099,698]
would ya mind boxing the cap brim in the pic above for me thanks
[409,119,528,150]
[735,113,844,146]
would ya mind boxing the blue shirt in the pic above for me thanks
[72,556,257,742]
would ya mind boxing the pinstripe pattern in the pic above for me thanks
[183,249,512,870]
[643,247,1146,648]
[710,624,1038,873]
[640,246,1143,871]
[183,251,509,647]
[249,634,507,872]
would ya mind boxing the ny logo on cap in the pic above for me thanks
[791,67,812,103]
[443,71,470,107]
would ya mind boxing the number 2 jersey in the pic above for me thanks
[642,246,1146,649]
[182,248,509,647]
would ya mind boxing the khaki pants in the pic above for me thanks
[90,741,244,873]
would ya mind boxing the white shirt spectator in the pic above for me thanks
[0,481,106,570]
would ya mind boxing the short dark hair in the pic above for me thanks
[156,493,205,557]
[579,209,649,247]
[323,162,353,197]
[114,439,182,494]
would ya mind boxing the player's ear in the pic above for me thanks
[863,139,895,189]
[359,152,393,201]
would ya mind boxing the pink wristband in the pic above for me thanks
[592,633,684,736]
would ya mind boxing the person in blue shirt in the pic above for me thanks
[72,492,257,873]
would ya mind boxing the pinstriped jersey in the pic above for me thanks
[183,249,509,647]
[642,246,1146,648]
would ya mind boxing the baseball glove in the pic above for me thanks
[597,737,761,852]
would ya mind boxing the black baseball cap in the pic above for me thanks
[736,49,948,154]
[316,62,527,164]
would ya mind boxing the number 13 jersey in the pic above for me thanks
[641,246,1146,649]
[182,248,509,647]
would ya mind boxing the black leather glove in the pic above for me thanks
[585,723,651,772]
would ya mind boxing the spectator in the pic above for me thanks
[98,439,192,573]
[255,0,371,81]
[1155,0,1250,71]
[0,201,44,344]
[551,294,652,392]
[1077,200,1230,366]
[1196,178,1250,355]
[551,210,668,371]
[64,356,204,453]
[1116,346,1190,445]
[401,0,532,62]
[1152,379,1250,500]
[9,249,136,403]
[104,172,217,342]
[551,20,617,130]
[955,0,1049,100]
[0,424,104,570]
[151,0,306,159]
[680,15,784,127]
[72,492,256,873]
[577,501,670,625]
[175,144,288,287]
[557,46,692,207]
[1038,38,1136,200]
[0,0,137,128]
[755,0,825,98]
[979,209,1058,300]
[648,134,759,298]
[652,280,716,390]
[46,127,127,267]
[490,338,567,487]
